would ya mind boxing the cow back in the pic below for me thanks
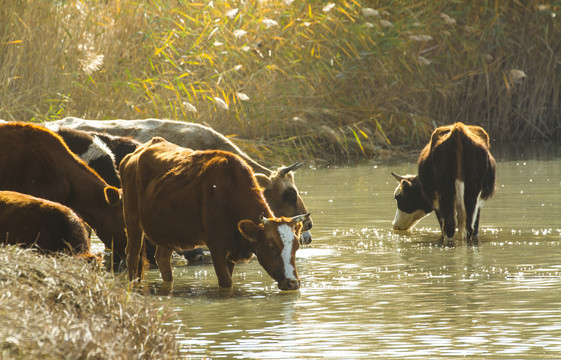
[120,138,271,252]
[0,123,74,200]
[0,191,91,255]
[424,122,494,186]
[50,118,272,175]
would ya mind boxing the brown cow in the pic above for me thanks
[49,118,313,244]
[120,137,310,290]
[0,191,92,256]
[392,122,496,245]
[0,123,127,259]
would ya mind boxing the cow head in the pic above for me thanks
[92,186,128,260]
[238,213,311,291]
[391,172,432,230]
[255,163,313,244]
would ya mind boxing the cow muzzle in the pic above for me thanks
[278,278,301,291]
[300,230,312,245]
[392,209,429,231]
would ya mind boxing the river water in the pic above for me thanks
[130,153,561,359]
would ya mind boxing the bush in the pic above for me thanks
[0,246,180,359]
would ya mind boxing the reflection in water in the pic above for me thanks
[112,158,561,358]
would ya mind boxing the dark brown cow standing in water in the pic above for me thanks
[392,122,496,245]
[0,123,127,259]
[0,191,94,257]
[120,137,310,290]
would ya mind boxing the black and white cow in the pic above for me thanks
[44,124,121,188]
[392,122,496,245]
[88,131,141,166]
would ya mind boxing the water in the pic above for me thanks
[126,156,561,359]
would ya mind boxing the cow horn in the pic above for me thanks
[391,172,406,182]
[259,213,269,225]
[278,162,304,176]
[292,212,311,224]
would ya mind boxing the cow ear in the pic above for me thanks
[104,186,121,206]
[254,174,272,189]
[238,220,262,243]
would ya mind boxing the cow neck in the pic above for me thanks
[411,177,433,214]
[248,160,272,177]
[66,166,112,226]
[238,197,273,253]
[230,231,255,263]
[250,199,274,228]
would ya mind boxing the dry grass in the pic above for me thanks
[1,1,559,163]
[0,245,180,359]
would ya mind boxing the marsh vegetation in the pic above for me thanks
[0,246,180,359]
[1,1,559,163]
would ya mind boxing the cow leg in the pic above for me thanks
[227,260,236,277]
[463,189,479,245]
[155,246,173,282]
[209,249,233,288]
[471,208,481,245]
[433,208,445,244]
[125,227,144,281]
[439,193,456,246]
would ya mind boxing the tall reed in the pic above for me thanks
[1,0,559,162]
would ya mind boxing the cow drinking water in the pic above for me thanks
[120,137,310,290]
[392,122,496,245]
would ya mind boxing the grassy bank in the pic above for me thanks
[0,246,180,359]
[1,1,559,163]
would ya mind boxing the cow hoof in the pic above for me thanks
[468,235,480,246]
[437,236,455,248]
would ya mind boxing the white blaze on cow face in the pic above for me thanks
[277,223,298,280]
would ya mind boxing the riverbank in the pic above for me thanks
[1,1,559,164]
[0,246,180,359]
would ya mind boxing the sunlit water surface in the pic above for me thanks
[102,154,561,359]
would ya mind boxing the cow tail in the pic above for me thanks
[451,125,468,240]
[482,155,497,199]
